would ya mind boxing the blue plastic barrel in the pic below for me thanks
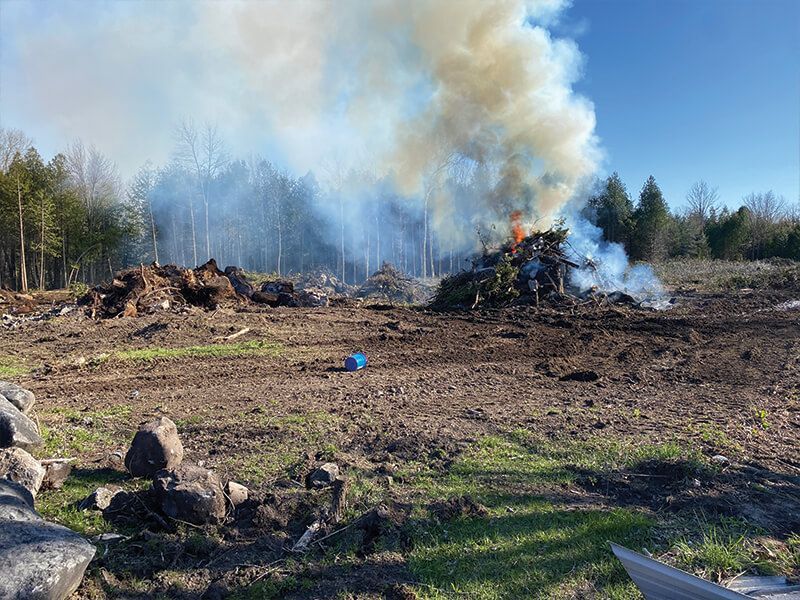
[345,352,368,372]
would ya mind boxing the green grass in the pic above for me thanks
[37,405,134,458]
[36,468,145,537]
[0,356,29,378]
[404,432,660,599]
[112,340,282,362]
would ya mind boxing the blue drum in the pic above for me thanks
[345,352,368,372]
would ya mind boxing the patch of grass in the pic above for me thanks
[672,519,786,583]
[0,356,29,378]
[228,575,299,600]
[405,432,655,598]
[37,405,134,458]
[654,258,800,291]
[113,340,282,362]
[36,468,142,537]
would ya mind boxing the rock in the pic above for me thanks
[0,381,35,413]
[0,447,45,498]
[0,519,95,600]
[124,417,184,477]
[78,486,122,511]
[0,397,42,450]
[711,454,730,466]
[41,460,73,490]
[225,481,248,507]
[153,464,226,525]
[0,479,41,522]
[305,462,340,489]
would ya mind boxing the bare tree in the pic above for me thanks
[686,180,719,227]
[175,120,227,261]
[0,127,32,174]
[744,191,786,259]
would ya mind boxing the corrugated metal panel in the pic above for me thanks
[610,543,750,600]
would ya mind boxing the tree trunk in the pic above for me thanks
[16,178,28,293]
[339,195,345,284]
[149,199,159,263]
[276,220,282,275]
[189,199,198,266]
[39,194,45,290]
[422,196,428,278]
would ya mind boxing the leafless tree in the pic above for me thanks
[66,140,120,222]
[685,180,719,227]
[175,119,227,261]
[0,127,32,174]
[744,191,786,259]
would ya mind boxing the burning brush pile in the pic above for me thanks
[82,260,327,318]
[432,222,667,310]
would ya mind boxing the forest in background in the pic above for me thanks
[1,125,798,293]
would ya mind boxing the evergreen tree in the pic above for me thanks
[587,172,634,249]
[631,176,672,261]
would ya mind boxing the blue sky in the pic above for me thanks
[566,0,799,210]
[1,0,797,212]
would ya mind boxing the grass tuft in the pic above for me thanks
[113,340,282,362]
[0,356,29,378]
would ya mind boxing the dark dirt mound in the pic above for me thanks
[430,496,489,521]
[357,263,431,304]
[82,260,318,317]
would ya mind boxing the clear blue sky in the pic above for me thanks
[566,0,799,211]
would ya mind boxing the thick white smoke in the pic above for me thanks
[5,0,598,225]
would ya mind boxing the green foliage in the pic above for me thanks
[631,175,673,261]
[0,356,29,378]
[586,172,634,250]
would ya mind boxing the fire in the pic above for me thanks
[510,210,525,246]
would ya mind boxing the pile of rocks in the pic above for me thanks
[0,381,94,600]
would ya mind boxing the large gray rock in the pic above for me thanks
[153,464,226,525]
[0,381,35,414]
[0,479,41,522]
[124,417,184,477]
[0,447,45,498]
[0,397,42,450]
[0,519,95,599]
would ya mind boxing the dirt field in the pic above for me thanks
[2,284,799,598]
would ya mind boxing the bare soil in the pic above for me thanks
[2,286,799,597]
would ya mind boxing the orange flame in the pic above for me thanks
[510,210,525,245]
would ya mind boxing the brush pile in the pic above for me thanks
[82,260,311,318]
[432,226,627,310]
[357,263,432,304]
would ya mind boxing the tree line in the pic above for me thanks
[2,124,798,293]
[585,173,799,262]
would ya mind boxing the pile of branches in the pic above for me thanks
[293,268,355,297]
[431,226,584,310]
[83,260,310,318]
[357,262,431,304]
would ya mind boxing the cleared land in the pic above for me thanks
[1,268,799,599]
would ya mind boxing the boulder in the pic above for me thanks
[225,481,248,507]
[0,519,95,600]
[0,479,41,522]
[0,397,42,450]
[78,486,122,511]
[0,382,35,414]
[153,464,226,525]
[0,447,45,498]
[305,462,340,489]
[124,417,184,477]
[41,460,73,490]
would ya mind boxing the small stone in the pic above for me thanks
[0,397,42,450]
[0,381,35,414]
[78,486,122,511]
[305,462,340,489]
[0,519,95,600]
[0,447,45,498]
[124,417,184,477]
[711,454,730,466]
[225,481,248,507]
[42,460,73,490]
[0,479,41,522]
[153,464,226,525]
